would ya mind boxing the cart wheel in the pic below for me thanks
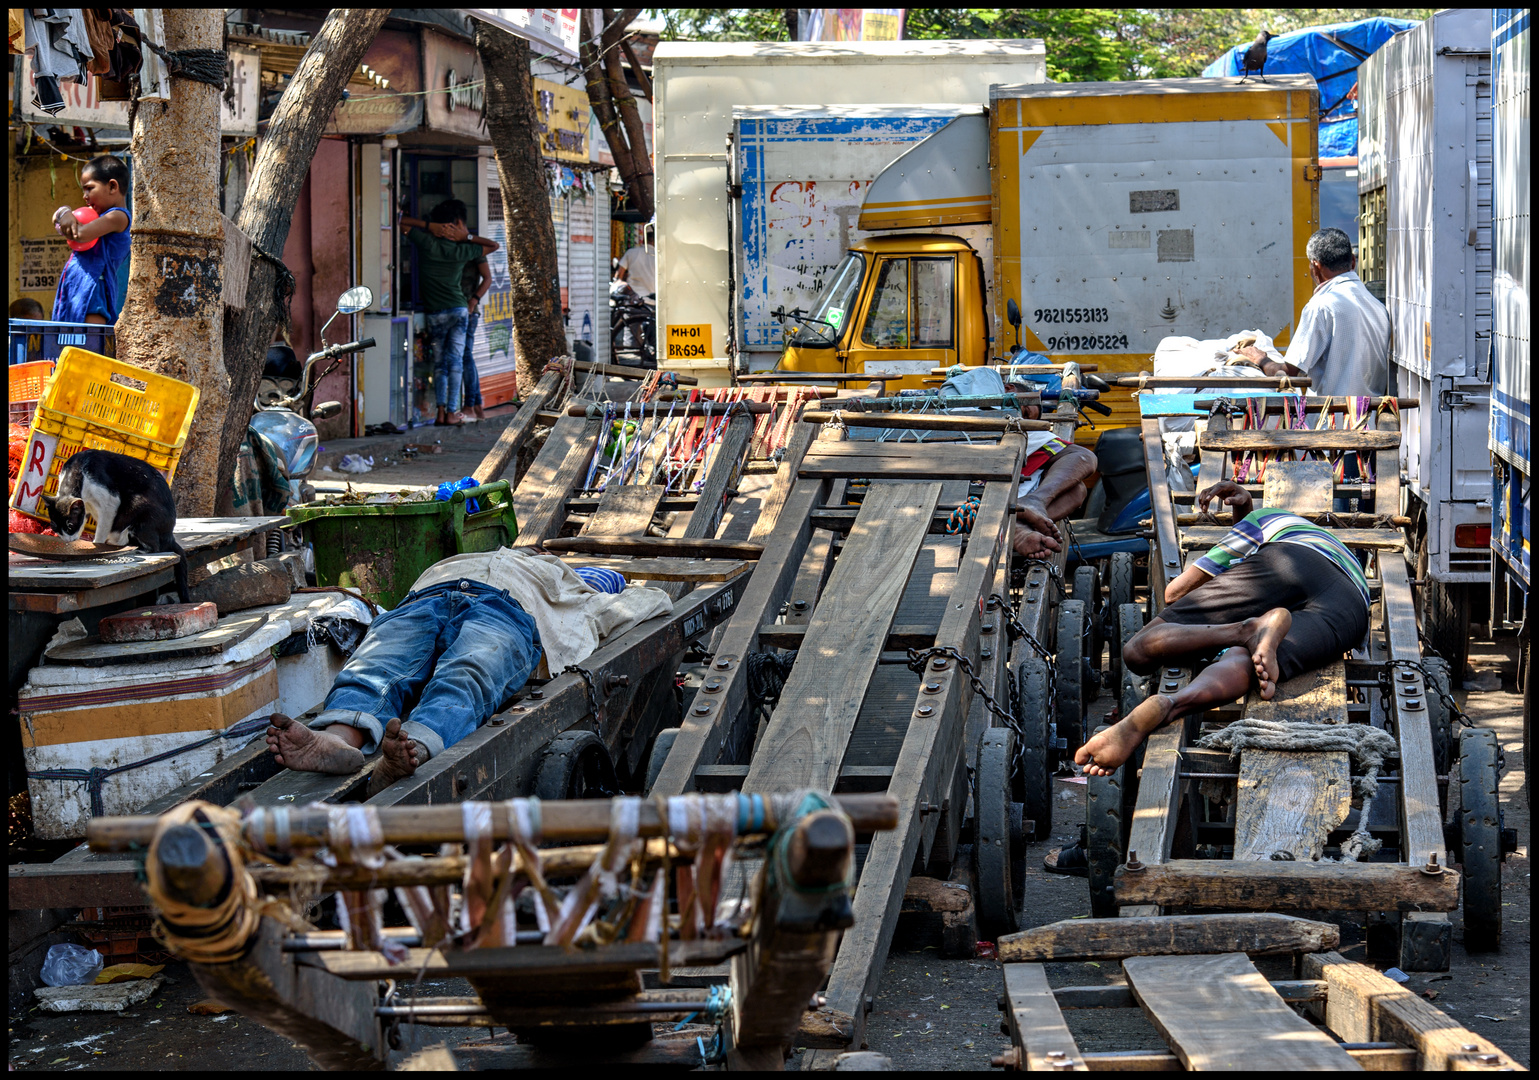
[1106,552,1135,690]
[1421,656,1455,777]
[1118,603,1148,721]
[534,730,620,801]
[1073,564,1104,683]
[974,728,1020,937]
[1015,654,1053,843]
[1085,723,1128,919]
[643,727,680,795]
[1056,600,1088,752]
[1457,727,1503,952]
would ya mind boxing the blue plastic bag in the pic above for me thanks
[435,476,482,515]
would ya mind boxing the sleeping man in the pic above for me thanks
[1076,478,1371,776]
[265,549,671,794]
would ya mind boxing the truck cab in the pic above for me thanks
[778,235,989,391]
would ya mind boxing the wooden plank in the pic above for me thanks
[800,410,1052,433]
[1113,860,1460,911]
[997,913,1340,963]
[514,417,603,546]
[43,610,269,666]
[560,557,749,583]
[747,419,815,545]
[1262,460,1336,514]
[1116,375,1313,389]
[799,443,1020,482]
[1053,980,1328,1009]
[1302,952,1522,1071]
[1142,418,1185,599]
[544,536,761,560]
[1123,952,1362,1071]
[812,471,1018,1053]
[472,368,563,485]
[743,481,941,793]
[1246,660,1347,724]
[1200,429,1401,452]
[578,484,665,536]
[512,411,588,526]
[1003,964,1089,1071]
[1378,558,1443,867]
[299,939,742,980]
[1180,527,1405,551]
[8,551,179,591]
[1080,1046,1418,1071]
[1234,749,1351,861]
[757,622,937,651]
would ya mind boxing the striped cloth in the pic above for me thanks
[573,566,627,594]
[1195,507,1371,611]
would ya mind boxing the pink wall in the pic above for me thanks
[308,140,355,439]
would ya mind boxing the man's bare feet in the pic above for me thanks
[1017,499,1061,540]
[1076,694,1175,775]
[366,718,421,796]
[1012,523,1063,559]
[1241,608,1292,699]
[265,713,366,774]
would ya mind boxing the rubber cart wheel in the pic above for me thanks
[643,727,680,795]
[534,730,619,801]
[1073,564,1104,682]
[1106,552,1135,691]
[1421,656,1455,777]
[1056,600,1089,752]
[974,728,1020,938]
[1015,653,1053,843]
[1457,727,1503,952]
[1085,723,1128,919]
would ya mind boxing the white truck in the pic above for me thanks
[1357,9,1493,677]
[651,39,1047,385]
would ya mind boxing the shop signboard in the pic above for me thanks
[465,9,581,59]
[533,77,590,162]
[16,46,261,133]
[331,29,422,135]
[423,29,487,139]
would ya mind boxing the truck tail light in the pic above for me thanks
[1454,524,1491,548]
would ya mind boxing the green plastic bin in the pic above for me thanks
[287,481,518,610]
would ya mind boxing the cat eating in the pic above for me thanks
[42,449,191,603]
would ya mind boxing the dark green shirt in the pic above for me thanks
[406,227,485,312]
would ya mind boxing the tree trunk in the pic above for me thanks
[581,9,652,220]
[475,21,567,396]
[601,9,653,218]
[213,8,390,515]
[114,9,226,517]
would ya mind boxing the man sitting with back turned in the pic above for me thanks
[1075,478,1371,776]
[265,550,671,794]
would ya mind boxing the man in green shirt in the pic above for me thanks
[400,199,499,426]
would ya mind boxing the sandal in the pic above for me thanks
[1043,842,1089,877]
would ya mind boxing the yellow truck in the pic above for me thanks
[777,76,1322,441]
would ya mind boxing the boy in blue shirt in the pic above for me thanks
[51,155,132,325]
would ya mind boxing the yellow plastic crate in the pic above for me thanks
[10,347,199,521]
[8,361,53,427]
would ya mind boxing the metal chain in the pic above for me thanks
[906,646,1022,737]
[1377,658,1475,729]
[562,664,602,720]
[987,590,1062,768]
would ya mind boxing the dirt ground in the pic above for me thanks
[6,406,1530,1070]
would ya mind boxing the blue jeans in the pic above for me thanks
[310,581,540,759]
[461,309,482,408]
[427,306,469,411]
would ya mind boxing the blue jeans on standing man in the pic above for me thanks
[308,581,540,760]
[427,306,469,412]
[461,308,482,410]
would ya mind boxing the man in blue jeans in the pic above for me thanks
[400,199,499,426]
[459,250,492,421]
[265,550,669,794]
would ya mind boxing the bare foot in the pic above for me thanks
[1076,694,1175,775]
[265,713,365,774]
[366,718,421,796]
[1012,523,1063,559]
[1242,608,1292,699]
[1017,499,1061,540]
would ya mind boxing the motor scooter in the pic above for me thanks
[243,285,376,556]
[609,279,656,368]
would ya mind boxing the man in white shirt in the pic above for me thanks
[264,551,671,794]
[615,237,656,297]
[1237,227,1390,396]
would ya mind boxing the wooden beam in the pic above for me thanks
[800,410,1052,433]
[799,443,1022,481]
[1141,419,1184,598]
[1116,375,1313,389]
[577,484,665,536]
[1052,979,1327,1009]
[1179,527,1405,551]
[298,939,744,981]
[572,358,697,384]
[1233,749,1351,861]
[1124,952,1363,1070]
[1078,1045,1416,1071]
[1002,963,1089,1071]
[473,367,565,485]
[746,419,815,546]
[1113,860,1460,912]
[1199,429,1400,452]
[1301,951,1522,1071]
[512,412,590,529]
[543,536,762,560]
[1175,511,1413,527]
[756,621,937,651]
[997,913,1339,963]
[566,400,771,417]
[559,557,750,582]
[514,417,603,547]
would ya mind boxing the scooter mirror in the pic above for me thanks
[1006,298,1022,328]
[336,286,374,314]
[313,401,343,420]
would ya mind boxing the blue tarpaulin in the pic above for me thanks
[1203,18,1420,159]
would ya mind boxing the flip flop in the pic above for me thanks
[1043,843,1089,877]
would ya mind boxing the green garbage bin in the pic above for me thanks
[287,481,518,610]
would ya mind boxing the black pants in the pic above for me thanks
[1158,543,1369,682]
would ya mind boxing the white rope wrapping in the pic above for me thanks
[1197,719,1399,861]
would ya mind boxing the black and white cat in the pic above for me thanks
[42,450,191,603]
